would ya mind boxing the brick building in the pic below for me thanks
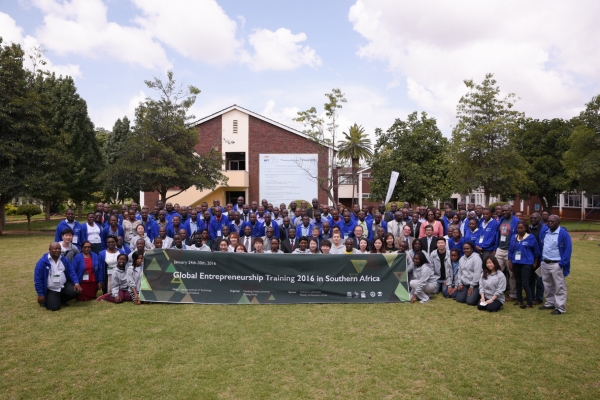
[142,105,333,209]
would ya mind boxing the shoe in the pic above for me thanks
[513,301,523,306]
[506,297,516,302]
[539,305,554,310]
[61,302,70,307]
[550,310,564,315]
[420,299,429,303]
[520,304,532,309]
[532,300,542,305]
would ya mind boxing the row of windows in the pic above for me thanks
[554,193,600,208]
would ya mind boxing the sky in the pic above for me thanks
[1,0,599,141]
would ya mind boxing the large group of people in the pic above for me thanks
[35,197,572,314]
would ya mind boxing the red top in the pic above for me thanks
[83,256,95,282]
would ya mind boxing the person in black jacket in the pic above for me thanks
[281,228,300,253]
[418,225,439,255]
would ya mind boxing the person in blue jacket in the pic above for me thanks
[164,202,181,223]
[101,215,124,250]
[34,242,82,311]
[208,207,230,239]
[337,211,357,240]
[242,213,263,238]
[477,208,498,261]
[539,215,572,315]
[54,209,83,250]
[138,208,158,241]
[80,212,104,254]
[495,205,521,301]
[71,241,104,300]
[508,221,541,309]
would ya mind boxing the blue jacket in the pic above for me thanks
[508,234,541,266]
[478,218,499,251]
[164,210,181,223]
[71,252,104,284]
[117,245,131,255]
[138,218,158,241]
[184,218,204,237]
[295,223,314,239]
[463,227,480,246]
[34,253,79,298]
[242,221,263,238]
[336,219,357,239]
[209,215,230,239]
[80,222,103,246]
[166,222,186,238]
[448,237,464,257]
[540,226,572,277]
[98,249,128,273]
[101,225,124,250]
[261,221,280,238]
[54,220,83,249]
[495,216,520,249]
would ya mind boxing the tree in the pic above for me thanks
[17,204,42,231]
[563,95,600,196]
[95,127,110,153]
[514,118,574,211]
[451,73,530,205]
[31,73,104,218]
[370,112,452,205]
[0,38,55,233]
[338,123,373,204]
[110,71,226,202]
[102,117,138,202]
[294,88,347,203]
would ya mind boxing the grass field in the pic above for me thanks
[1,235,599,399]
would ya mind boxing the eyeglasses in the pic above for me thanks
[82,245,92,249]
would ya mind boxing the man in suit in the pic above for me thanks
[351,225,370,250]
[279,217,293,241]
[239,225,255,251]
[388,211,406,242]
[262,227,277,251]
[397,225,413,250]
[281,228,300,253]
[410,212,421,239]
[418,225,438,255]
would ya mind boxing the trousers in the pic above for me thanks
[495,248,516,298]
[455,285,480,305]
[477,299,503,312]
[409,280,437,302]
[541,261,567,313]
[45,282,77,311]
[513,263,533,305]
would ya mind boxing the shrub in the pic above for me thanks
[17,204,43,230]
[4,203,18,216]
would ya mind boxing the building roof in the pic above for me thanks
[191,104,335,150]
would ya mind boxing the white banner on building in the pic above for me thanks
[384,171,400,205]
[259,154,318,206]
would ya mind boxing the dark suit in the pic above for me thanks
[419,236,439,255]
[279,224,293,240]
[240,235,255,251]
[384,212,395,223]
[281,238,300,253]
[212,235,230,251]
[410,222,421,239]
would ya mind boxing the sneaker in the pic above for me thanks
[420,299,430,303]
[539,305,555,310]
[550,309,564,315]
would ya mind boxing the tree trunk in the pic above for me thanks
[161,190,167,204]
[0,196,6,235]
[484,188,490,207]
[45,200,51,221]
[76,201,83,218]
[27,216,31,231]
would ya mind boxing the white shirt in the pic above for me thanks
[330,244,345,254]
[189,244,211,252]
[87,223,101,244]
[160,236,173,249]
[292,248,311,253]
[265,249,284,253]
[105,251,119,275]
[47,255,67,292]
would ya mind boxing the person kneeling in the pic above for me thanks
[409,252,438,304]
[97,254,131,303]
[34,242,82,311]
[128,251,144,305]
[477,256,506,312]
[455,242,482,305]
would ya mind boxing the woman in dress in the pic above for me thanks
[71,241,103,300]
[419,209,444,238]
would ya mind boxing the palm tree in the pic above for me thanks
[338,124,373,206]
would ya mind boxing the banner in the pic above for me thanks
[140,250,409,304]
[384,171,400,205]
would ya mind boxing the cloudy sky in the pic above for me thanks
[1,0,599,139]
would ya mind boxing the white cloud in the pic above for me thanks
[246,28,322,71]
[0,11,82,78]
[89,90,146,130]
[348,0,600,127]
[131,0,243,65]
[32,0,171,70]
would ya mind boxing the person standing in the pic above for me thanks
[54,209,83,250]
[81,212,103,254]
[495,205,520,301]
[508,222,541,309]
[528,212,548,304]
[539,215,572,315]
[122,210,142,248]
[34,242,82,311]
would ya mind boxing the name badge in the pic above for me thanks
[107,267,113,275]
[217,230,221,236]
[515,251,521,261]
[500,235,506,242]
[72,236,78,244]
[83,273,90,281]
[52,274,60,283]
[344,234,348,239]
[478,236,484,244]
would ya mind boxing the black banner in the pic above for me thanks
[141,249,409,304]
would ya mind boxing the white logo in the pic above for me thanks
[347,292,352,298]
[370,291,376,298]
[360,291,366,299]
[377,291,383,297]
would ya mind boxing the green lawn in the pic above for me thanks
[1,235,599,399]
[2,218,87,232]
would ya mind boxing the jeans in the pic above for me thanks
[44,282,77,311]
[455,285,480,305]
[530,271,544,302]
[513,263,533,305]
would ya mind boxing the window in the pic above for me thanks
[233,120,238,134]
[225,152,245,171]
[563,192,581,208]
[338,175,356,185]
[587,194,600,208]
[362,193,370,199]
[362,173,370,178]
[554,196,560,207]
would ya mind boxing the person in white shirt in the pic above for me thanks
[329,232,345,254]
[356,238,370,254]
[189,232,211,251]
[265,238,284,253]
[292,237,311,253]
[130,224,153,250]
[409,251,438,304]
[308,238,321,254]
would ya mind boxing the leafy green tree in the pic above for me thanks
[0,38,56,232]
[95,127,110,153]
[514,118,574,211]
[102,117,140,202]
[31,73,104,217]
[564,95,600,196]
[17,204,42,230]
[451,73,530,205]
[294,88,347,204]
[338,123,373,203]
[109,71,226,202]
[370,112,451,205]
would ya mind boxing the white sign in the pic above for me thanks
[385,171,400,205]
[259,154,318,206]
